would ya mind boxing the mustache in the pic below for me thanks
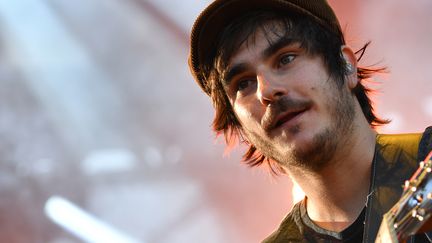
[261,97,312,133]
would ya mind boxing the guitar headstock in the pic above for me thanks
[376,151,432,242]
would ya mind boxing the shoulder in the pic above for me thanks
[262,202,304,243]
[376,126,432,163]
[376,132,422,155]
[375,132,423,168]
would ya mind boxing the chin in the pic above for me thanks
[277,126,337,170]
[279,124,315,147]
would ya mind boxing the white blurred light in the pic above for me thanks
[45,196,142,243]
[143,146,162,168]
[33,158,54,175]
[292,182,305,204]
[423,97,432,118]
[381,112,404,133]
[165,145,183,164]
[81,149,136,175]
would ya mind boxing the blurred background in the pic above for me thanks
[0,0,431,242]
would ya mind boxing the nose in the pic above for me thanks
[256,72,287,106]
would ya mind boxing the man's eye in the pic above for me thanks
[279,54,296,66]
[237,79,255,92]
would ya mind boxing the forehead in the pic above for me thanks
[239,22,287,50]
[228,20,290,55]
[216,19,294,67]
[229,25,295,64]
[215,13,310,62]
[226,20,307,66]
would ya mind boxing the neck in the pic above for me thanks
[288,123,376,232]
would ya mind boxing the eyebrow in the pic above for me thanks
[222,63,248,87]
[222,36,299,87]
[262,36,298,60]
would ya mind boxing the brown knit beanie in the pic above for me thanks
[188,0,343,96]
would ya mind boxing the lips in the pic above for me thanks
[275,107,308,128]
[262,106,310,133]
[274,109,307,128]
[261,98,313,134]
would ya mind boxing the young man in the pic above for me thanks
[188,0,432,242]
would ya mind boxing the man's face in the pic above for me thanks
[221,25,356,170]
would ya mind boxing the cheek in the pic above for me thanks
[233,101,262,128]
[234,103,253,124]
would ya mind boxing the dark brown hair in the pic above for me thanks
[202,11,388,174]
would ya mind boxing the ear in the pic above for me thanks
[341,45,358,90]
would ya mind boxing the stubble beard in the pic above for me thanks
[245,81,356,172]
